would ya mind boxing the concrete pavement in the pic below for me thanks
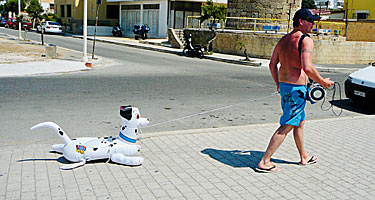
[1,115,374,199]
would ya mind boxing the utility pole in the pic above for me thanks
[287,0,295,33]
[18,0,22,40]
[83,0,88,62]
[287,3,292,33]
[345,0,348,37]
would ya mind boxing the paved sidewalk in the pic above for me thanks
[0,33,102,77]
[1,115,374,199]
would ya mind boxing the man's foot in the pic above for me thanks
[257,163,280,173]
[299,155,318,165]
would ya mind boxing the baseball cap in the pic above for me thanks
[293,8,321,23]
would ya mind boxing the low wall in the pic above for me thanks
[186,29,375,64]
[87,26,113,36]
[347,20,375,42]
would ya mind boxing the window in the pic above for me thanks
[357,13,368,19]
[60,5,65,17]
[143,4,159,9]
[121,5,140,10]
[356,10,369,20]
[107,5,119,19]
[66,5,72,17]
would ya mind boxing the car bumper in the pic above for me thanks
[345,78,375,102]
[45,29,62,33]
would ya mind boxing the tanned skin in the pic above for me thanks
[258,18,334,172]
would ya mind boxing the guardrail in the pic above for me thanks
[186,16,346,36]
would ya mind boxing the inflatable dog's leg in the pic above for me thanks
[51,144,64,153]
[113,145,141,156]
[60,159,86,170]
[111,153,144,166]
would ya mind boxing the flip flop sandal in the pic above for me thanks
[257,165,278,173]
[299,156,317,165]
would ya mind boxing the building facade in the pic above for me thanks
[107,0,226,37]
[55,0,226,37]
[314,0,344,10]
[54,0,120,33]
[344,0,375,20]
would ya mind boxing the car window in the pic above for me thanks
[48,22,60,26]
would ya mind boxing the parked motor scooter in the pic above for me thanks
[112,25,122,37]
[133,25,150,40]
[183,34,205,59]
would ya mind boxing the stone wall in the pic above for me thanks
[226,0,302,28]
[347,20,375,42]
[186,29,375,64]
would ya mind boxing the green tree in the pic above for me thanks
[200,0,226,30]
[26,0,44,26]
[4,0,26,17]
[0,4,5,16]
[41,13,62,24]
[302,0,318,9]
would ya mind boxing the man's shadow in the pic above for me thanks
[201,148,297,172]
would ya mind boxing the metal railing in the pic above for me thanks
[186,16,346,36]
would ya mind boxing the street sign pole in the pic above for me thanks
[83,0,88,62]
[92,0,101,59]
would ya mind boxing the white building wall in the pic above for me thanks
[159,0,168,37]
[314,0,343,9]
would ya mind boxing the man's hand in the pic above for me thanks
[321,78,334,89]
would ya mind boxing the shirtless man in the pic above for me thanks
[257,8,334,172]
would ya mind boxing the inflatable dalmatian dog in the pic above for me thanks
[30,106,149,170]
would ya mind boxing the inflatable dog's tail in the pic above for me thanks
[30,122,72,145]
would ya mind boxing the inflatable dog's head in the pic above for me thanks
[119,105,149,143]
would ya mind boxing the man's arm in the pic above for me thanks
[269,44,280,92]
[300,38,333,89]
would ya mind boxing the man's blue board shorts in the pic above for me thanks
[279,82,307,127]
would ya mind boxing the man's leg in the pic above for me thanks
[293,120,318,164]
[258,124,294,171]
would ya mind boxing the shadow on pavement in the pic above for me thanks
[17,156,70,164]
[330,99,375,115]
[201,148,297,172]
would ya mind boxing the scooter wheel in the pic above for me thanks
[198,49,204,59]
[183,48,189,57]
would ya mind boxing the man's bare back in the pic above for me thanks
[277,31,308,85]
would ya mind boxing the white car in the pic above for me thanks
[345,63,375,103]
[37,21,63,34]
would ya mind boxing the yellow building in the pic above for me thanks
[344,0,375,20]
[54,0,119,33]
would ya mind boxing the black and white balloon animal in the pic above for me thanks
[30,106,149,170]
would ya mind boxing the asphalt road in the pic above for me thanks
[0,28,368,146]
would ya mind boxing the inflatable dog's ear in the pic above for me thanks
[120,106,132,120]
